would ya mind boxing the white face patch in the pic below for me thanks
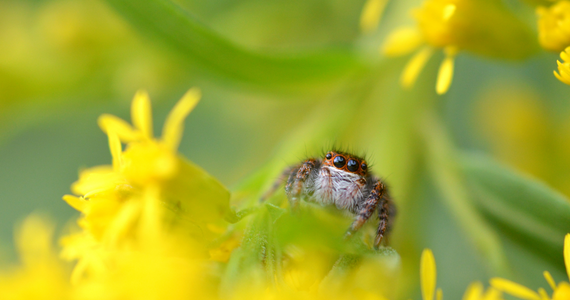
[308,166,365,213]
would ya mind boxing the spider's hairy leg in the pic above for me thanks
[259,165,298,203]
[374,187,395,248]
[345,181,382,240]
[285,159,317,212]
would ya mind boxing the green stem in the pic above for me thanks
[420,110,510,276]
[104,0,365,88]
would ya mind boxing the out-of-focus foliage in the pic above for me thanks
[0,0,186,106]
[2,0,570,299]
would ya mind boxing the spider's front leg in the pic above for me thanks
[259,165,298,203]
[285,159,318,212]
[345,181,383,240]
[374,186,395,248]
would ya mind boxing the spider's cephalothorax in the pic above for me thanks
[260,150,396,248]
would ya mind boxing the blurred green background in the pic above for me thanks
[2,0,570,299]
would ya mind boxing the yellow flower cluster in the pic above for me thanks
[63,89,234,299]
[536,1,570,85]
[418,234,570,300]
[0,90,234,300]
[490,234,570,300]
[364,0,536,95]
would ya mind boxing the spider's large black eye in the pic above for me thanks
[333,156,346,168]
[325,153,332,159]
[347,159,359,172]
[361,162,367,171]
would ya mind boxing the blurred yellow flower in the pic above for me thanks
[0,215,70,300]
[490,234,570,300]
[383,0,536,94]
[536,1,570,85]
[537,1,570,52]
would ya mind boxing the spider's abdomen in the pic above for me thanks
[307,166,366,213]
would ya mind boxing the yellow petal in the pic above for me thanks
[382,27,424,56]
[108,130,122,172]
[490,278,541,300]
[436,288,443,300]
[360,0,389,33]
[482,288,503,300]
[556,60,570,78]
[560,49,570,62]
[553,282,570,300]
[98,114,140,142]
[63,195,86,212]
[565,233,570,282]
[102,200,141,246]
[462,282,483,300]
[421,249,437,300]
[70,257,89,285]
[71,166,125,196]
[436,55,455,95]
[139,185,162,243]
[554,70,570,85]
[401,46,433,88]
[161,88,201,151]
[543,271,556,291]
[538,288,550,300]
[15,215,55,267]
[131,90,153,139]
[442,4,456,21]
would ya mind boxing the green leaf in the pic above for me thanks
[461,153,570,269]
[104,0,366,87]
[264,203,286,224]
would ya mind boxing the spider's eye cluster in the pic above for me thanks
[326,152,368,173]
[347,159,359,172]
[333,156,346,168]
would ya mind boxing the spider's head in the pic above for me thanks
[323,151,368,176]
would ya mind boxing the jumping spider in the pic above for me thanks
[261,150,396,248]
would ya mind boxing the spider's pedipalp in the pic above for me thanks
[285,158,319,212]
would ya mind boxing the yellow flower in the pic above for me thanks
[490,234,570,300]
[383,0,537,94]
[537,1,570,52]
[537,2,570,85]
[61,88,231,284]
[555,47,570,85]
[0,215,70,300]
